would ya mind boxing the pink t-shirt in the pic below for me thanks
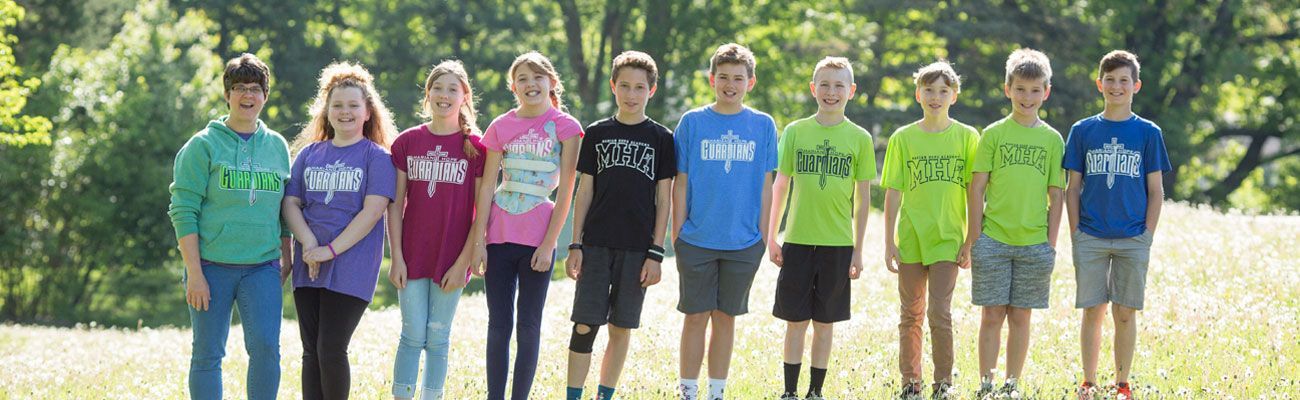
[391,125,486,281]
[481,108,583,247]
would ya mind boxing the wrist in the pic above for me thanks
[646,244,665,263]
[326,243,338,258]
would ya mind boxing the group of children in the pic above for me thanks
[170,42,1168,400]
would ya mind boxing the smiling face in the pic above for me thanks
[915,78,958,118]
[709,62,755,108]
[511,65,555,110]
[426,73,466,121]
[327,86,370,138]
[810,67,856,113]
[1005,75,1051,120]
[224,82,266,125]
[610,67,655,116]
[1097,66,1141,108]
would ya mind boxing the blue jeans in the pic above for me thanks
[485,243,552,400]
[188,261,282,400]
[392,278,463,399]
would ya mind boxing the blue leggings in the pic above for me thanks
[485,243,553,400]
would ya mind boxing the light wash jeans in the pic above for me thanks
[188,261,282,400]
[392,278,463,399]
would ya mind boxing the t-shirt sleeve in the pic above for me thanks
[674,116,692,174]
[764,118,779,172]
[469,135,488,178]
[1062,122,1084,172]
[367,146,398,201]
[776,123,795,175]
[880,131,905,190]
[856,131,878,181]
[557,114,584,141]
[973,127,996,173]
[1144,125,1172,173]
[657,128,677,180]
[286,146,308,200]
[482,121,504,151]
[964,128,980,184]
[391,133,408,172]
[576,126,598,175]
[1048,135,1067,189]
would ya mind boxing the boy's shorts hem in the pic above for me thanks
[773,243,853,323]
[675,239,764,316]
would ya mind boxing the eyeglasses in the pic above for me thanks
[229,85,265,96]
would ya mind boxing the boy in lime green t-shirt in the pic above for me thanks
[957,48,1066,398]
[881,60,979,399]
[766,56,876,400]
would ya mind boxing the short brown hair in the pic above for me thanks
[1005,48,1052,87]
[611,51,659,86]
[223,53,270,95]
[812,56,854,81]
[709,43,756,78]
[913,60,961,89]
[1098,50,1140,80]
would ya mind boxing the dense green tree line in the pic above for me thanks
[1,0,1295,326]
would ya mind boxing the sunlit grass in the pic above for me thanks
[2,203,1297,399]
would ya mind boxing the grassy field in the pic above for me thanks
[2,203,1298,399]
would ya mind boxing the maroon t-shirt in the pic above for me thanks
[391,125,486,281]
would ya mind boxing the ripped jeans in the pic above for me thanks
[392,278,464,399]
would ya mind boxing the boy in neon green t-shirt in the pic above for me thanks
[881,60,979,399]
[766,56,876,400]
[958,48,1066,397]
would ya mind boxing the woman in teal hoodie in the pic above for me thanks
[168,53,291,400]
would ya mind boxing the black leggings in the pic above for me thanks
[294,287,369,400]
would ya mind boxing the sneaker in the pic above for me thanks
[1077,382,1097,400]
[998,382,1022,399]
[930,382,954,400]
[975,380,995,399]
[805,393,827,400]
[779,393,800,400]
[899,382,924,400]
[1115,382,1133,400]
[679,384,695,400]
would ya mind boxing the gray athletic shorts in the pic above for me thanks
[1072,229,1153,310]
[674,239,765,316]
[971,233,1056,309]
[571,245,649,328]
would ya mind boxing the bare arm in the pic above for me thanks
[1145,171,1164,233]
[959,172,989,270]
[1066,170,1084,232]
[565,173,594,280]
[387,172,407,266]
[281,196,319,249]
[883,188,902,273]
[766,172,791,266]
[1047,187,1064,248]
[179,233,208,310]
[759,172,774,245]
[850,179,872,279]
[671,172,688,240]
[530,136,581,271]
[469,150,503,275]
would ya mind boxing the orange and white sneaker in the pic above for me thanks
[1115,382,1134,400]
[1077,382,1097,400]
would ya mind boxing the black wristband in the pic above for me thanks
[646,244,665,263]
[568,243,583,251]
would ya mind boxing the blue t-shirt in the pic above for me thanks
[674,105,778,250]
[1062,114,1171,239]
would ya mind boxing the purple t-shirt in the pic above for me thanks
[391,125,486,282]
[286,139,397,302]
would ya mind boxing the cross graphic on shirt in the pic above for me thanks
[1101,138,1124,189]
[426,145,449,197]
[815,139,835,189]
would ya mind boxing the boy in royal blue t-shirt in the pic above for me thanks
[1062,50,1171,400]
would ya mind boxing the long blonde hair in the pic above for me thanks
[421,60,481,158]
[293,61,397,151]
[508,51,566,111]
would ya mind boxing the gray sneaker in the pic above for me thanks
[930,382,954,400]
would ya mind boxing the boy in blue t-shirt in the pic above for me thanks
[1062,50,1171,400]
[672,43,778,400]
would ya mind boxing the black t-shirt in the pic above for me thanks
[577,116,677,250]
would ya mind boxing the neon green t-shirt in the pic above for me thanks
[881,120,980,265]
[777,117,878,246]
[974,117,1066,246]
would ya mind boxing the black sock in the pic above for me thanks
[808,367,827,396]
[783,362,801,395]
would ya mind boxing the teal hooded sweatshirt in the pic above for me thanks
[168,117,291,264]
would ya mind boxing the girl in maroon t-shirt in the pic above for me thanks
[387,60,487,400]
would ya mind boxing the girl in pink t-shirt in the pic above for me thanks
[387,60,487,400]
[470,51,583,400]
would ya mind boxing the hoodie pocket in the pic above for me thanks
[213,222,277,254]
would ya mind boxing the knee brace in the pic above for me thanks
[568,323,600,354]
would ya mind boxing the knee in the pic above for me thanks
[1007,308,1032,326]
[811,322,834,339]
[425,321,453,353]
[607,325,631,342]
[1112,306,1136,325]
[244,332,279,359]
[569,323,600,354]
[710,311,735,327]
[927,305,953,326]
[981,306,1008,326]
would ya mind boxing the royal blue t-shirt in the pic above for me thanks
[674,105,778,250]
[1062,114,1171,239]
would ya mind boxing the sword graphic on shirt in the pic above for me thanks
[407,145,469,197]
[1084,137,1141,189]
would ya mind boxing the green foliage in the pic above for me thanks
[0,0,53,147]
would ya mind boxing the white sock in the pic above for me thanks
[708,378,726,399]
[679,379,698,398]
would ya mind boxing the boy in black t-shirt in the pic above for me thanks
[564,51,677,400]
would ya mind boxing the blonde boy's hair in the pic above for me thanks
[611,51,659,86]
[709,43,756,78]
[1099,50,1141,80]
[813,56,854,81]
[913,60,961,89]
[1005,48,1052,87]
